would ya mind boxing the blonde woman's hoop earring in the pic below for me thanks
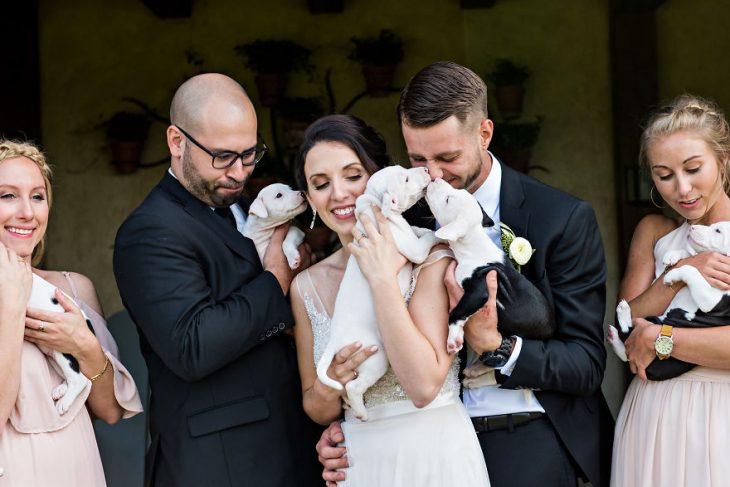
[650,187,665,209]
[310,209,317,229]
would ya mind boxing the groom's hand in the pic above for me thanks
[264,224,296,294]
[464,270,503,354]
[316,421,348,486]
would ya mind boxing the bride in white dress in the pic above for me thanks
[290,115,489,487]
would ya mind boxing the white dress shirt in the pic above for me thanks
[461,156,545,417]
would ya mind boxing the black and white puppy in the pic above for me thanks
[608,221,730,380]
[30,274,95,414]
[425,178,555,354]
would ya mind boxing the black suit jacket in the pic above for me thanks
[113,173,321,487]
[405,164,614,487]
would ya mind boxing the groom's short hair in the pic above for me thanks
[397,61,488,129]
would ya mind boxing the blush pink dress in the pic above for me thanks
[611,223,730,486]
[0,272,143,486]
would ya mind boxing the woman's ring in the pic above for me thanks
[39,321,46,332]
[353,370,359,379]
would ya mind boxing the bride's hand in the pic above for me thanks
[348,207,407,286]
[325,341,378,388]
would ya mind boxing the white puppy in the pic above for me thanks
[608,222,730,362]
[316,166,436,420]
[243,183,308,269]
[30,274,91,415]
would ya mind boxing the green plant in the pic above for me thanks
[349,29,404,66]
[234,39,312,74]
[278,97,325,122]
[105,112,150,141]
[492,117,543,151]
[487,59,530,86]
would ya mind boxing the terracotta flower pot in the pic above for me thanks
[254,73,288,107]
[494,85,525,120]
[110,139,145,174]
[363,65,395,96]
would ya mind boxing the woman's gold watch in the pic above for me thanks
[654,324,674,360]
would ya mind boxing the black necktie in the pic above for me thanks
[214,206,237,229]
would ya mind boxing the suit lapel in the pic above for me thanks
[499,164,529,239]
[159,173,259,264]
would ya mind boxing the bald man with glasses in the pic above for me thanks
[114,73,321,487]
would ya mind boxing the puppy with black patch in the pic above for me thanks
[28,273,95,415]
[608,221,730,380]
[425,178,555,357]
[243,183,308,269]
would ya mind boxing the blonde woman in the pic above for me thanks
[0,140,142,486]
[612,95,730,486]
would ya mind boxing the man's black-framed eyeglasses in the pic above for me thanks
[176,126,267,169]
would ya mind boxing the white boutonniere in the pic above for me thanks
[499,222,535,272]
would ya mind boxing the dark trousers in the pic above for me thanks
[477,416,579,487]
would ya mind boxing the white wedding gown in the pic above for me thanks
[297,250,490,487]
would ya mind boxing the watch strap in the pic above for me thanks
[479,336,515,368]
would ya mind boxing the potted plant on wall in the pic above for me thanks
[106,111,151,174]
[491,117,544,174]
[349,29,404,96]
[234,39,312,107]
[487,58,530,120]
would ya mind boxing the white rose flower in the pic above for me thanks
[509,237,534,266]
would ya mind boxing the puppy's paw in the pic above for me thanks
[287,253,301,270]
[662,250,689,267]
[606,325,628,362]
[615,299,633,334]
[663,267,687,286]
[52,382,68,400]
[447,324,464,354]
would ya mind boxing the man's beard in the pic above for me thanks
[182,147,245,207]
[461,146,486,193]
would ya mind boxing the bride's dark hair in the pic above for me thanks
[294,114,390,191]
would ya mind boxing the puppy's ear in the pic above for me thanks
[248,198,268,218]
[480,205,494,228]
[381,192,397,217]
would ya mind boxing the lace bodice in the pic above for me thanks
[297,250,460,409]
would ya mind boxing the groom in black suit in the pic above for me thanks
[114,74,320,487]
[318,62,614,487]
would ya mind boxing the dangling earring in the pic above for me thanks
[310,208,317,229]
[650,187,665,209]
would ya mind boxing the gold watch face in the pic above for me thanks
[655,336,674,357]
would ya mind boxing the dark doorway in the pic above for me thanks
[1,0,41,142]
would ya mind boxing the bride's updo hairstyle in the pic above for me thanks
[294,114,390,191]
[639,94,730,192]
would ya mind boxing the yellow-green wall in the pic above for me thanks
[39,0,624,410]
